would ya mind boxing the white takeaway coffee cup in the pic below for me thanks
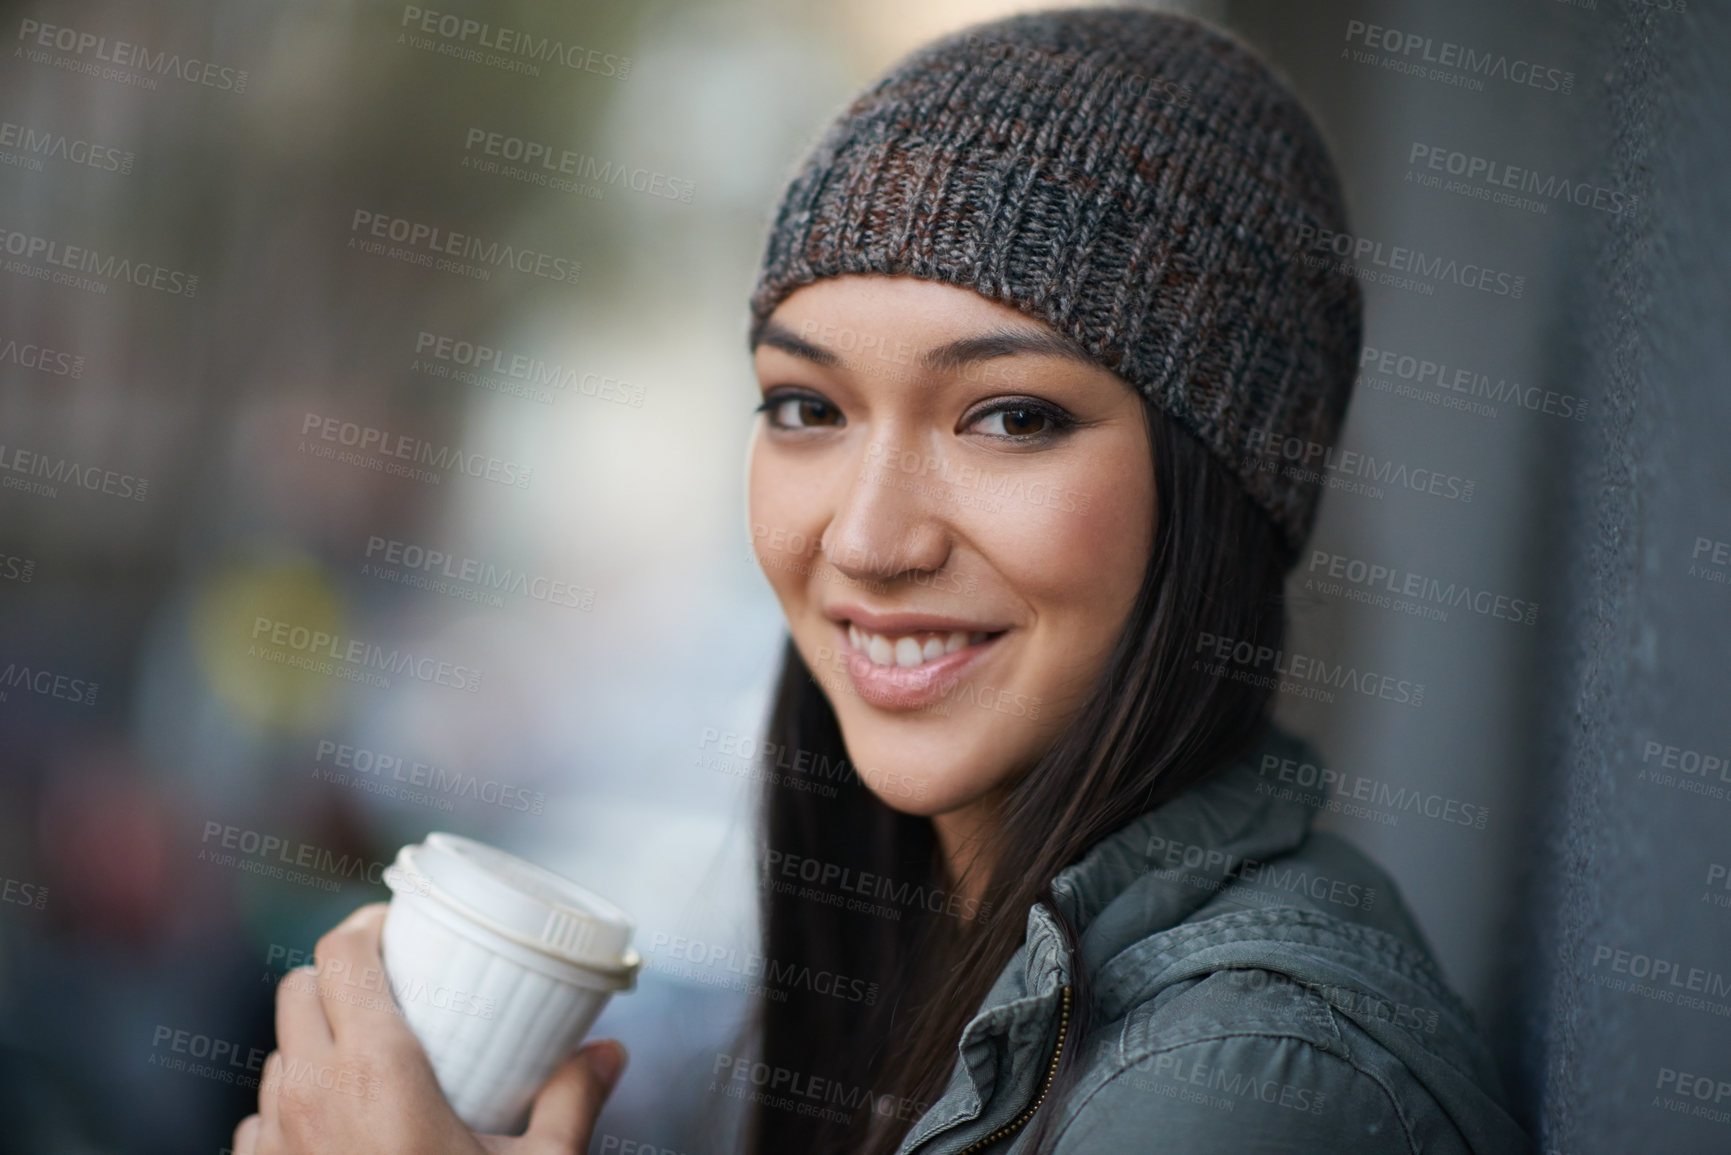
[380,832,640,1134]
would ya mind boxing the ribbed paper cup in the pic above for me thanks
[380,833,639,1134]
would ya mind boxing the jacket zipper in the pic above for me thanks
[955,984,1072,1154]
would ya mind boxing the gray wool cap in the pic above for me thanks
[748,6,1363,553]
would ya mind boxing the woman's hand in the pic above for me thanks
[231,903,627,1155]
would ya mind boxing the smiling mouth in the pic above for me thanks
[846,622,1002,668]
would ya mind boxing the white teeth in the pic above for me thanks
[849,622,996,668]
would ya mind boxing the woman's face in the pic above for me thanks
[747,275,1156,820]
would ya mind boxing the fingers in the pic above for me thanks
[519,1040,627,1151]
[232,1112,261,1155]
[310,903,411,1045]
[256,1050,283,1131]
[275,964,334,1053]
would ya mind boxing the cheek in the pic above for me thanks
[967,446,1153,711]
[987,455,1152,623]
[747,436,821,608]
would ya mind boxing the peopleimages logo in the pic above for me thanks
[1589,943,1731,1007]
[1291,222,1525,299]
[1127,1050,1329,1116]
[1342,19,1574,95]
[148,1026,267,1084]
[1256,752,1491,831]
[300,412,533,489]
[398,6,630,79]
[15,19,250,92]
[348,210,580,284]
[1689,536,1731,589]
[247,616,483,693]
[0,225,198,296]
[710,1053,930,1125]
[199,821,402,888]
[462,128,694,203]
[363,535,595,611]
[1304,549,1540,626]
[1704,863,1731,911]
[0,332,85,377]
[0,120,134,174]
[1228,968,1441,1035]
[696,727,929,803]
[645,932,880,1006]
[1242,430,1475,505]
[1,875,48,910]
[0,660,99,706]
[0,441,149,502]
[1193,631,1425,708]
[1654,1066,1731,1126]
[263,943,497,1022]
[1406,143,1636,216]
[1637,738,1731,803]
[762,849,992,922]
[1142,833,1378,911]
[1357,344,1588,422]
[413,331,643,408]
[312,739,545,814]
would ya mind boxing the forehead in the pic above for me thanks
[753,276,1101,387]
[758,275,1039,344]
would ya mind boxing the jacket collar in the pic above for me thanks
[897,723,1319,1153]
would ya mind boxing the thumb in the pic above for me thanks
[520,1040,628,1151]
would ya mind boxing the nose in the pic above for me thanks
[821,440,954,583]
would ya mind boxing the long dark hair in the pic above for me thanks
[747,402,1295,1155]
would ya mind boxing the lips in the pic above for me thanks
[846,622,991,668]
[828,614,1006,712]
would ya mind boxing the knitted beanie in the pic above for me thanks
[748,6,1362,554]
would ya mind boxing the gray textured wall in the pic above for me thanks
[1225,0,1600,1077]
[1224,1,1731,1150]
[1522,2,1731,1153]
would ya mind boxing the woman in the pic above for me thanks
[235,9,1530,1155]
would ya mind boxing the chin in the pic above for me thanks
[827,705,1015,818]
[792,617,1054,813]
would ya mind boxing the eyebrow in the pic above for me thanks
[754,319,1096,373]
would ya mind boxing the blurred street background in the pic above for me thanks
[1,1,1726,1153]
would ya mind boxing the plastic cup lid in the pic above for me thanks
[385,832,639,979]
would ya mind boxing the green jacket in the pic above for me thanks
[895,724,1532,1154]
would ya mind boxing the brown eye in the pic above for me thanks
[760,392,843,429]
[996,407,1048,436]
[793,398,841,426]
[968,400,1072,440]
